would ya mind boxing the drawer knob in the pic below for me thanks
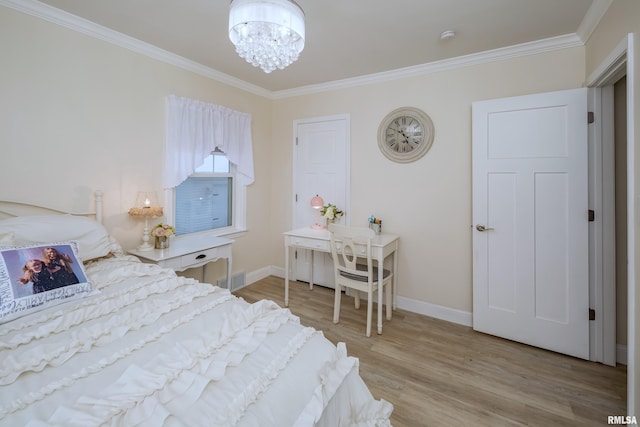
[196,254,207,260]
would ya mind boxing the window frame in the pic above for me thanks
[165,157,247,239]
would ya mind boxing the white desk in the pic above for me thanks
[284,227,399,334]
[129,234,233,287]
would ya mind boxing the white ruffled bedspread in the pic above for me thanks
[0,255,392,426]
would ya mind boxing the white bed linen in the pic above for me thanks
[0,255,392,426]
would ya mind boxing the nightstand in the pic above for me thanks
[129,234,233,287]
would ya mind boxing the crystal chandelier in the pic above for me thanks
[228,0,305,74]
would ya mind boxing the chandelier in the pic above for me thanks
[228,0,305,74]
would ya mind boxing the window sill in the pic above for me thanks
[175,227,247,242]
[217,227,248,239]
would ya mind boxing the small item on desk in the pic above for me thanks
[321,203,344,228]
[151,223,176,249]
[310,195,325,229]
[368,215,382,234]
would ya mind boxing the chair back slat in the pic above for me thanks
[329,223,374,281]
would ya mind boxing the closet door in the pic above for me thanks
[292,115,350,287]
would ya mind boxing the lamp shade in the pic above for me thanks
[310,194,324,209]
[310,194,325,229]
[229,0,305,73]
[128,191,163,218]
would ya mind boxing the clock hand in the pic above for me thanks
[398,130,410,143]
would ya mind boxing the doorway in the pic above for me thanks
[471,39,632,368]
[614,76,628,364]
[588,74,627,367]
[291,114,350,287]
[576,34,635,409]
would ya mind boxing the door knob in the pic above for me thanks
[475,224,494,232]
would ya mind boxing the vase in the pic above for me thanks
[325,218,335,228]
[369,222,382,235]
[154,236,169,249]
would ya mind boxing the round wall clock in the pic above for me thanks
[377,107,435,163]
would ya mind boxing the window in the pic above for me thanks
[171,151,246,237]
[164,97,253,237]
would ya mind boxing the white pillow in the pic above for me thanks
[0,232,14,246]
[0,242,95,324]
[0,215,121,261]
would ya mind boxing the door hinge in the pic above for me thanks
[587,111,595,124]
[294,250,298,260]
[588,209,595,222]
[589,308,596,320]
[296,137,299,145]
[295,194,298,202]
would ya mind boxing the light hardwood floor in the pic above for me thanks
[233,276,627,427]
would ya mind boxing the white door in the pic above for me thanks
[292,115,349,286]
[472,88,589,359]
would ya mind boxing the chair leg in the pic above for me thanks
[354,289,360,309]
[333,285,342,324]
[386,283,392,320]
[377,288,383,335]
[366,290,373,337]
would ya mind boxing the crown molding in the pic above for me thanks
[576,0,613,44]
[271,34,584,99]
[2,0,607,100]
[0,0,272,98]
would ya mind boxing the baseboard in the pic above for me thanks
[259,266,628,361]
[395,295,473,327]
[238,265,274,291]
[269,265,285,280]
[254,266,472,327]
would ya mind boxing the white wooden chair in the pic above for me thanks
[328,223,393,337]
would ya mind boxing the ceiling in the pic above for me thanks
[21,0,608,94]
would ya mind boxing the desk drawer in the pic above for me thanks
[180,247,224,269]
[289,236,330,252]
[334,242,368,257]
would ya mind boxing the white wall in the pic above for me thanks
[271,48,585,314]
[0,6,274,281]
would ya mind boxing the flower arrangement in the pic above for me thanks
[150,223,176,238]
[368,215,382,234]
[368,215,381,225]
[321,203,344,221]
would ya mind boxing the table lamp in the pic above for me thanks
[128,191,163,251]
[310,194,324,229]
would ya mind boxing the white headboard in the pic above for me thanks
[0,191,103,224]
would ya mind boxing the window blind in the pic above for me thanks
[175,177,232,234]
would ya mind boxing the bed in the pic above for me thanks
[0,193,392,426]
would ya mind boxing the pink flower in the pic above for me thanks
[151,223,176,237]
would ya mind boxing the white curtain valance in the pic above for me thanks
[164,95,254,189]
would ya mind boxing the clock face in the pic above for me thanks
[385,115,424,153]
[377,107,434,163]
